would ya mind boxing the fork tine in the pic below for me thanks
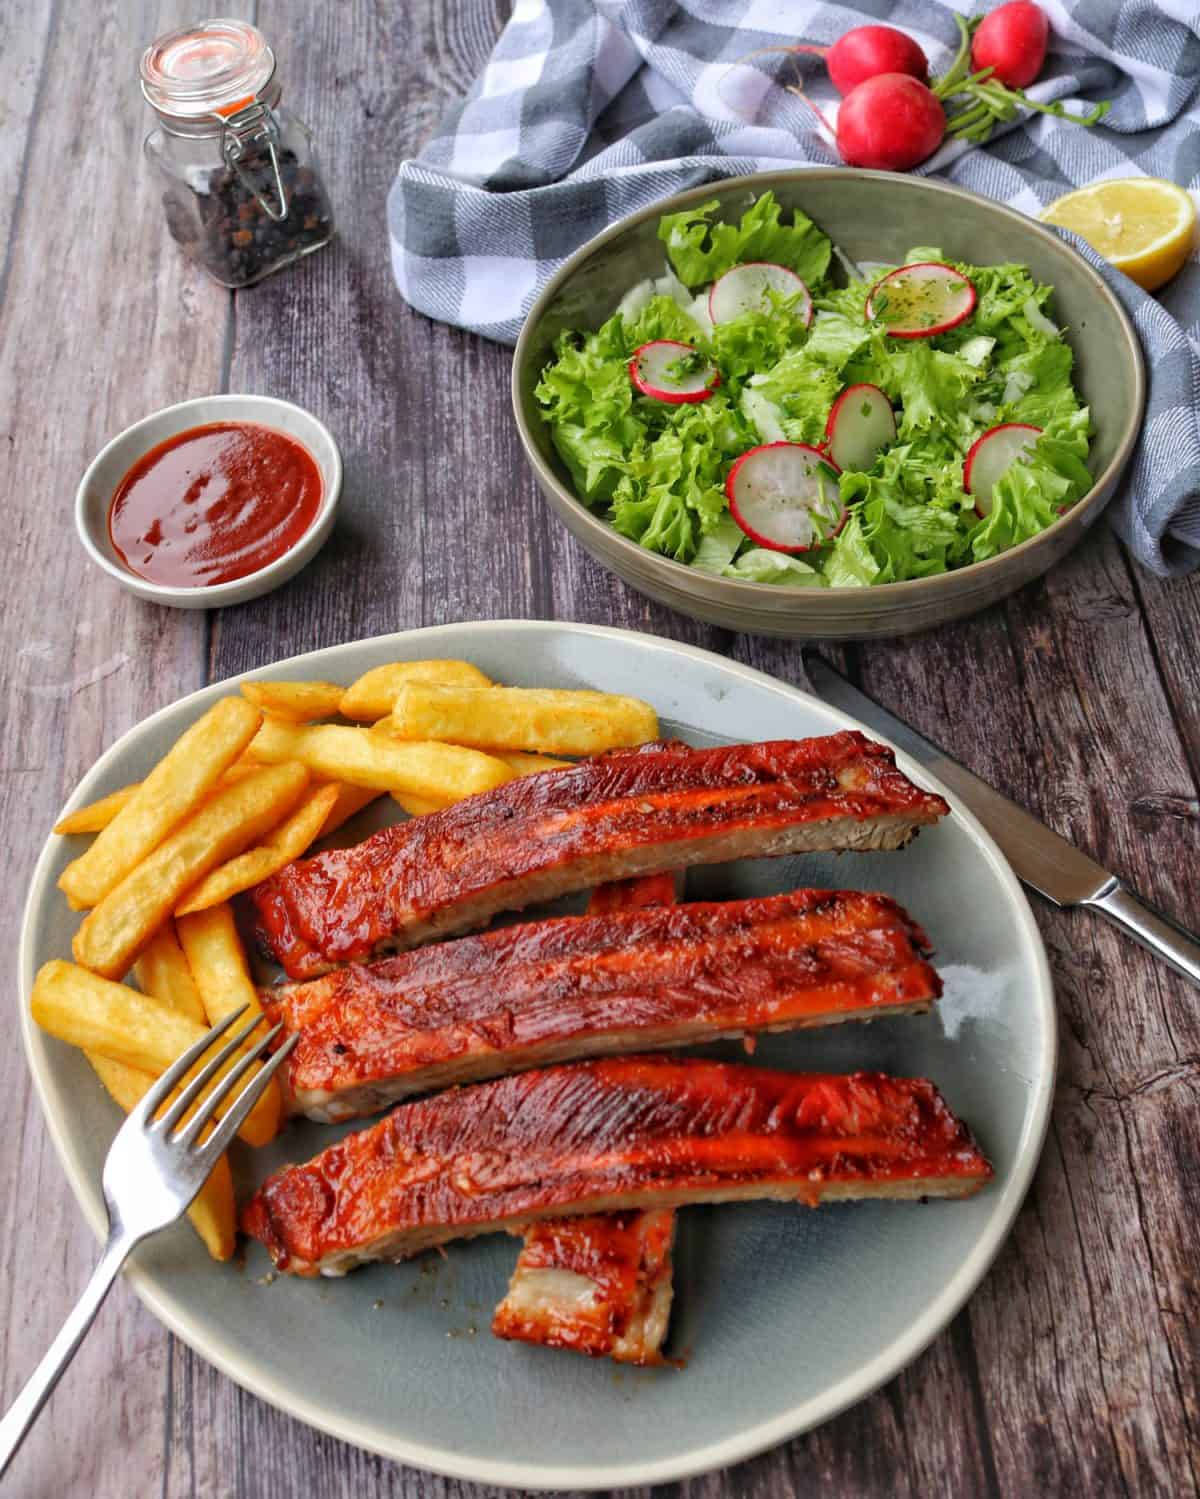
[191,1033,299,1170]
[126,1005,250,1129]
[174,1021,285,1150]
[156,1013,266,1135]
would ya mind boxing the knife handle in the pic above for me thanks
[1084,880,1200,989]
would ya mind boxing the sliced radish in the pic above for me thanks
[963,423,1042,516]
[865,262,976,338]
[629,340,720,404]
[824,384,896,472]
[726,443,844,554]
[709,263,813,328]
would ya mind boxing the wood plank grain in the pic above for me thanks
[0,1,246,1494]
[853,525,1200,1498]
[0,0,54,266]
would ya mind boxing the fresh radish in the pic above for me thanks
[629,341,720,404]
[824,384,897,472]
[963,422,1042,515]
[709,262,813,327]
[865,262,976,337]
[971,2,1048,89]
[836,74,946,171]
[826,25,928,95]
[726,443,844,553]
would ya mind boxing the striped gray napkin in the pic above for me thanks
[387,0,1200,575]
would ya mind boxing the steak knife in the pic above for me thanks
[804,652,1200,988]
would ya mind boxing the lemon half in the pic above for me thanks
[1041,177,1196,292]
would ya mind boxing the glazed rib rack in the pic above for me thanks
[251,733,949,979]
[262,888,942,1122]
[242,1056,993,1277]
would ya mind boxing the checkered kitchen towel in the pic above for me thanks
[387,0,1200,575]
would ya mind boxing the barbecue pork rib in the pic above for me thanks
[496,873,680,1365]
[263,890,942,1122]
[492,1209,676,1365]
[250,734,949,980]
[242,1057,992,1277]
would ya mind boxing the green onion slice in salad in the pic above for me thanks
[535,190,1094,587]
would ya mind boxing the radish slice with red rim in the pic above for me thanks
[726,442,844,554]
[629,341,721,404]
[824,384,896,472]
[709,263,813,328]
[865,263,976,338]
[964,422,1042,516]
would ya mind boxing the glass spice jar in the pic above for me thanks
[139,18,334,288]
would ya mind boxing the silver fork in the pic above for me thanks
[0,1006,297,1479]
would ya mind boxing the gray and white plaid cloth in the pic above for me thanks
[387,0,1200,576]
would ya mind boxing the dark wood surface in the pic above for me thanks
[2,2,1197,1495]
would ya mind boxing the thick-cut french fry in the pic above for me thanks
[72,762,308,979]
[316,783,382,838]
[245,718,514,802]
[339,659,492,722]
[388,752,569,818]
[54,785,138,836]
[382,685,659,757]
[390,791,451,817]
[54,760,264,839]
[176,904,260,1022]
[175,784,340,915]
[240,679,346,722]
[133,922,205,1023]
[59,697,263,910]
[86,1051,236,1260]
[496,751,574,775]
[32,962,278,1147]
[177,903,282,1135]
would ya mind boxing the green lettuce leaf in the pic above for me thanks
[724,547,823,585]
[610,396,750,562]
[692,513,746,575]
[658,191,831,290]
[746,351,842,444]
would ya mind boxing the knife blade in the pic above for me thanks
[804,651,1200,989]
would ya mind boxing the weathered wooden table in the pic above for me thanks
[2,2,1197,1494]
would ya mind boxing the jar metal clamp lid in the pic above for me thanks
[139,18,290,221]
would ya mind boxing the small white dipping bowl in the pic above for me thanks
[75,393,342,609]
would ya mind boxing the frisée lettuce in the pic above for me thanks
[535,191,1094,587]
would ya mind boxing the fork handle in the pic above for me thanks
[0,1234,133,1479]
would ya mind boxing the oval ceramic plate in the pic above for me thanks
[19,621,1054,1490]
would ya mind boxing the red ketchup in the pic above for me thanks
[108,422,322,587]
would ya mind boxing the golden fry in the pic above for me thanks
[72,762,308,979]
[316,783,382,838]
[390,791,451,817]
[382,684,658,757]
[59,697,262,910]
[496,751,574,775]
[339,659,491,722]
[55,760,263,839]
[175,783,339,915]
[177,903,282,1137]
[240,679,346,722]
[54,785,138,836]
[31,962,277,1147]
[387,752,568,818]
[176,904,261,1024]
[132,922,205,1023]
[87,1051,236,1260]
[245,718,514,802]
